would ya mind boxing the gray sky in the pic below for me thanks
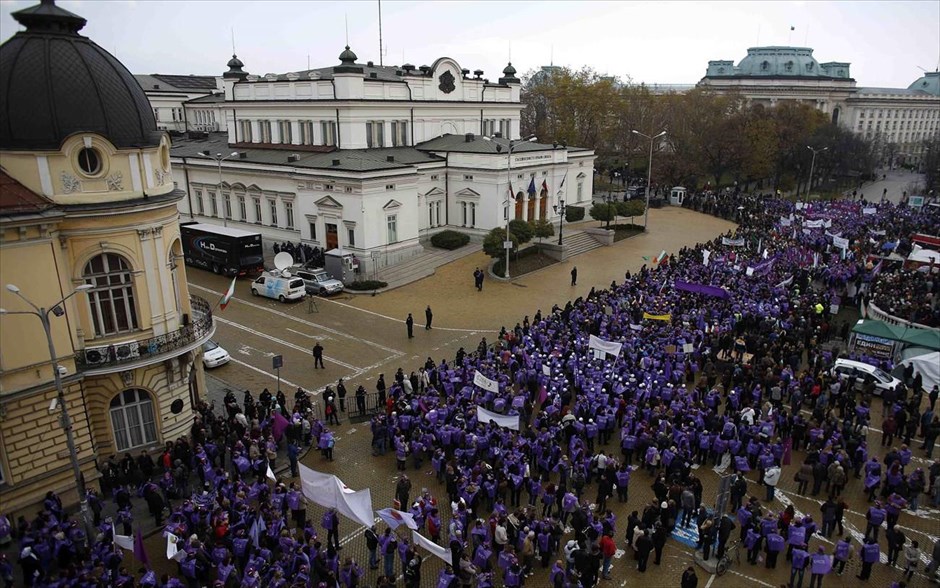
[2,0,938,88]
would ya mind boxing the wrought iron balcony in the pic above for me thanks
[75,295,214,373]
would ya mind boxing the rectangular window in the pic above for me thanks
[391,120,408,146]
[386,215,398,243]
[195,189,204,215]
[386,184,395,191]
[321,121,336,146]
[461,201,467,226]
[238,195,247,221]
[279,120,292,144]
[430,174,439,180]
[223,192,232,220]
[284,201,295,229]
[253,197,262,224]
[436,201,441,226]
[239,120,253,143]
[348,227,356,247]
[209,190,218,217]
[345,187,353,193]
[391,121,399,147]
[428,201,434,227]
[324,183,334,191]
[470,202,476,227]
[259,120,272,143]
[153,108,160,121]
[366,121,384,148]
[577,181,583,200]
[309,221,317,240]
[464,174,473,181]
[300,121,314,145]
[268,199,278,226]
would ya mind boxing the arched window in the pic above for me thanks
[83,253,139,336]
[110,389,156,451]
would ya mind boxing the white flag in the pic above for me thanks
[412,531,452,565]
[266,464,277,481]
[473,370,499,393]
[476,406,520,430]
[376,508,419,530]
[298,465,375,528]
[112,523,134,551]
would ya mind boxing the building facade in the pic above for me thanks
[134,74,226,134]
[0,1,211,513]
[699,46,940,166]
[164,49,595,273]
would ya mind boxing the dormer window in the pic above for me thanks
[785,61,794,72]
[717,67,725,74]
[761,61,770,71]
[806,62,814,71]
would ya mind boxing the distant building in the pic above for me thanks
[0,1,209,513]
[699,46,940,166]
[134,74,225,133]
[162,50,595,273]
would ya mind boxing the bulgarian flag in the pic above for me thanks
[653,250,668,265]
[219,276,237,311]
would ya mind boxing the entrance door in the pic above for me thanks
[540,194,547,219]
[325,223,338,250]
[514,195,524,220]
[527,197,536,221]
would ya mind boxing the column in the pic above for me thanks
[521,193,528,221]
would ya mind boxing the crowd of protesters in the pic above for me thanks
[2,192,940,587]
[869,269,939,327]
[273,241,326,269]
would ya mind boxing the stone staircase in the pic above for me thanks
[561,230,605,259]
[373,242,481,291]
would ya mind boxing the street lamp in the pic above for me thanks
[482,134,537,279]
[806,146,828,198]
[0,283,94,544]
[632,129,667,231]
[603,193,614,230]
[199,151,239,227]
[553,199,568,246]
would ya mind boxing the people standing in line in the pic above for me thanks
[355,385,367,417]
[336,378,347,412]
[857,537,880,580]
[312,341,325,369]
[808,546,831,588]
[570,266,577,286]
[833,537,852,576]
[425,306,433,330]
[405,313,414,338]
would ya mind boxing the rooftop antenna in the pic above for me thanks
[307,55,311,70]
[345,13,349,46]
[550,44,554,67]
[378,0,384,66]
[231,27,236,54]
[756,23,761,46]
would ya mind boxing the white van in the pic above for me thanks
[250,271,306,302]
[830,358,902,395]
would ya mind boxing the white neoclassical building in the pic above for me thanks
[698,46,940,166]
[166,48,595,272]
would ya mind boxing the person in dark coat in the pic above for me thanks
[681,566,699,588]
[635,529,653,572]
[570,266,578,286]
[652,523,668,565]
[425,306,433,330]
[406,314,414,338]
[312,342,324,369]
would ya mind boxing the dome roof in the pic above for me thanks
[338,45,358,64]
[503,62,517,76]
[908,71,940,96]
[0,0,161,151]
[735,47,822,77]
[224,53,248,80]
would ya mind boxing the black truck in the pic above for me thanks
[180,222,264,276]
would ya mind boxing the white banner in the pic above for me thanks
[803,219,824,228]
[298,465,374,528]
[113,524,133,551]
[823,219,832,228]
[703,249,711,267]
[476,406,520,430]
[745,267,754,276]
[376,508,419,530]
[473,370,499,393]
[780,217,792,227]
[869,229,886,236]
[825,231,841,239]
[412,530,452,565]
[542,364,551,376]
[775,275,794,289]
[588,335,623,357]
[863,207,877,215]
[721,237,745,246]
[833,236,849,249]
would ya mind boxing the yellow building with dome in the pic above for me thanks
[0,0,212,515]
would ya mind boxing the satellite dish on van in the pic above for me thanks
[274,252,294,272]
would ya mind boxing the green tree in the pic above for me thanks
[617,199,645,222]
[530,218,555,244]
[589,202,616,223]
[508,219,534,244]
[483,227,517,259]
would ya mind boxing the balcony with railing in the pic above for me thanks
[75,295,215,374]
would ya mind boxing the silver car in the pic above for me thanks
[295,268,344,296]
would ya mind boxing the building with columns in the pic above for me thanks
[0,1,211,513]
[699,46,940,166]
[168,48,595,273]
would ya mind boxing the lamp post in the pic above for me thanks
[483,135,537,279]
[0,283,94,544]
[553,199,568,245]
[806,146,828,198]
[200,151,239,227]
[604,193,613,230]
[632,129,667,231]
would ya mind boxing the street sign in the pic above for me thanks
[503,240,514,249]
[273,355,283,369]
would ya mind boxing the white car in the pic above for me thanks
[202,339,230,368]
[250,271,306,302]
[830,358,902,395]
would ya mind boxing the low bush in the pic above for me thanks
[346,280,387,291]
[565,205,585,222]
[430,230,470,250]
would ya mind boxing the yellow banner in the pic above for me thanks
[643,312,672,321]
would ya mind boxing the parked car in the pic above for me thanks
[830,358,902,395]
[250,271,306,302]
[294,268,344,296]
[202,339,230,368]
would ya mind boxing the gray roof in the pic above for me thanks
[185,94,225,104]
[417,134,579,154]
[170,132,442,173]
[135,74,217,93]
[855,86,936,97]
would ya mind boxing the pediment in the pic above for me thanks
[425,187,445,197]
[315,195,343,208]
[383,199,403,210]
[455,187,480,199]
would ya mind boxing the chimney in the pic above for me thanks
[465,133,475,142]
[369,72,377,79]
[494,132,502,139]
[332,159,341,166]
[287,154,299,163]
[386,155,395,162]
[238,152,248,159]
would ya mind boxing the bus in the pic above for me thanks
[180,223,264,276]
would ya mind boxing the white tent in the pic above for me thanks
[901,350,940,391]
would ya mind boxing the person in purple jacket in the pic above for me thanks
[857,537,880,580]
[808,545,832,588]
[790,543,809,588]
[833,537,852,576]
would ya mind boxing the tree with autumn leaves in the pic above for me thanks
[521,67,878,195]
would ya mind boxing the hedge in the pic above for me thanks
[430,230,470,250]
[565,205,585,222]
[345,280,388,291]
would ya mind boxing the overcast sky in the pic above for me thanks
[2,0,938,88]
